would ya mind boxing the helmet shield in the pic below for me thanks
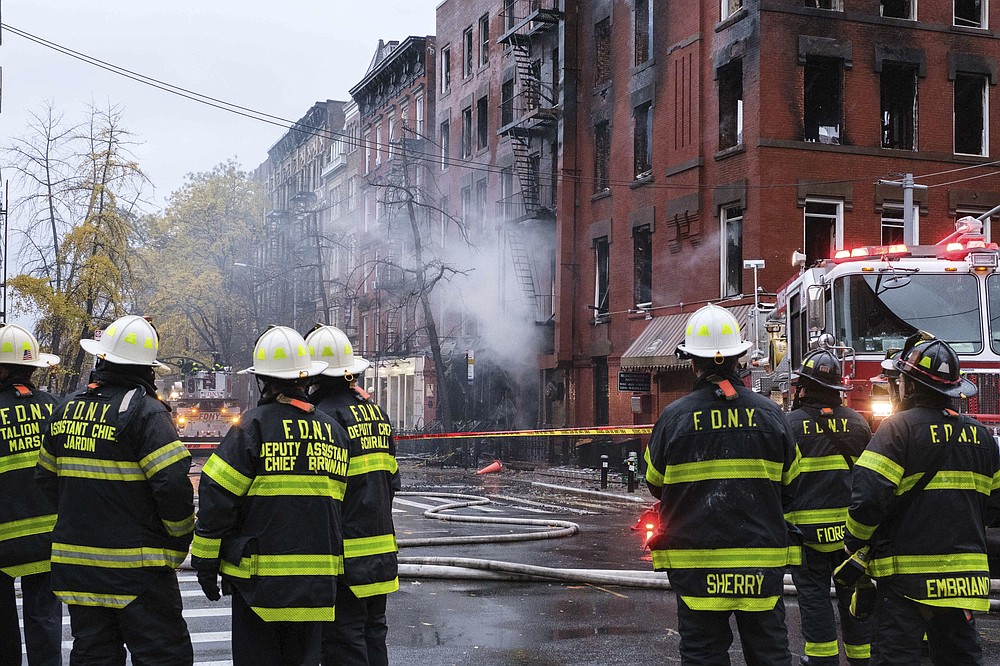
[893,331,977,398]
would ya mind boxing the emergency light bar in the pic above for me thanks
[832,244,909,262]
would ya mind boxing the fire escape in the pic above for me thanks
[498,0,562,324]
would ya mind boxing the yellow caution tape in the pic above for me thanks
[396,425,654,441]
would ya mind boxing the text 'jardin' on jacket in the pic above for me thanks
[191,392,353,622]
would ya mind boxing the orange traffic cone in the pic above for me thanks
[476,459,502,475]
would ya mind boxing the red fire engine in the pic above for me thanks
[758,215,1000,426]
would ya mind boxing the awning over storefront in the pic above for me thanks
[619,304,754,371]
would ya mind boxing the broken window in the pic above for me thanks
[722,0,744,20]
[479,14,490,66]
[881,0,914,19]
[594,121,611,193]
[804,56,842,144]
[954,73,987,155]
[718,59,744,150]
[635,0,652,66]
[441,46,451,94]
[595,236,610,316]
[464,27,474,78]
[461,107,473,158]
[955,0,985,27]
[804,199,842,265]
[633,225,652,307]
[721,206,743,297]
[595,18,612,86]
[440,120,450,170]
[881,62,917,149]
[881,205,919,244]
[477,95,489,149]
[634,102,653,178]
[501,78,515,127]
[805,0,842,8]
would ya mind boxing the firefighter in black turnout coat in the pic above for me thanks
[844,333,1000,665]
[192,326,352,666]
[36,315,195,665]
[305,324,400,666]
[786,349,873,665]
[0,324,62,666]
[644,304,801,665]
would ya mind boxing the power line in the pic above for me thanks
[6,22,1000,194]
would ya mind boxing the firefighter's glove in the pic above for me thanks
[197,565,222,601]
[833,545,870,588]
[849,576,877,621]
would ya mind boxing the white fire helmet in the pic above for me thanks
[239,326,328,380]
[0,324,60,368]
[80,315,162,367]
[676,303,753,359]
[304,325,370,378]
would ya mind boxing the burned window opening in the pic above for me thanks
[634,103,653,178]
[595,237,610,316]
[594,121,611,193]
[633,226,652,307]
[595,18,612,86]
[804,200,841,265]
[635,0,652,66]
[805,0,843,9]
[955,73,987,155]
[804,57,842,144]
[722,206,743,298]
[881,0,914,19]
[881,62,917,150]
[718,59,744,150]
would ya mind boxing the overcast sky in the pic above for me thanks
[1,0,438,208]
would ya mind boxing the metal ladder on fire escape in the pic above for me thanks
[506,228,540,318]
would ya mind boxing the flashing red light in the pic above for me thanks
[834,250,851,259]
[850,247,869,258]
[886,244,908,254]
[946,242,964,253]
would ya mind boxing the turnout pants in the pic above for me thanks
[0,572,63,666]
[792,547,872,663]
[871,585,982,666]
[231,589,321,666]
[322,582,389,666]
[67,569,192,666]
[676,596,791,666]
[1,574,20,666]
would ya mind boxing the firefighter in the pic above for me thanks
[786,349,873,665]
[644,303,801,665]
[305,324,400,666]
[844,332,1000,664]
[192,326,351,666]
[35,315,195,664]
[0,325,62,665]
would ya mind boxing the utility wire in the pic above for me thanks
[6,22,1000,193]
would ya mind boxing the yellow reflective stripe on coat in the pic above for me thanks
[248,475,346,500]
[643,447,664,487]
[679,595,780,612]
[805,640,839,658]
[855,450,904,486]
[191,535,221,560]
[161,514,195,537]
[351,578,399,598]
[783,448,802,486]
[845,643,871,660]
[54,590,137,609]
[220,553,344,579]
[784,507,847,525]
[846,514,878,541]
[867,552,989,578]
[661,459,783,485]
[139,440,190,478]
[0,513,56,542]
[202,454,253,496]
[651,546,800,569]
[798,454,850,473]
[1,560,50,577]
[915,471,993,495]
[36,446,56,473]
[0,450,40,474]
[53,457,145,481]
[344,534,398,559]
[348,452,398,477]
[251,605,337,622]
[914,596,990,612]
[51,543,187,569]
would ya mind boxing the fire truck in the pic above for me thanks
[757,214,1000,426]
[166,368,241,445]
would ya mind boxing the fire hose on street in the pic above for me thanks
[396,492,1000,612]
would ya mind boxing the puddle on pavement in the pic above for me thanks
[549,626,647,640]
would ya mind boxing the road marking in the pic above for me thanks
[25,632,232,653]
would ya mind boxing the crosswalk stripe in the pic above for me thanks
[25,632,232,654]
[18,605,231,630]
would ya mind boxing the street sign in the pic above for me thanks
[617,371,651,393]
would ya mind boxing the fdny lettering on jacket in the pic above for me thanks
[346,403,392,450]
[0,403,53,453]
[49,401,117,452]
[928,424,980,444]
[800,418,852,435]
[259,419,349,474]
[692,408,757,431]
[706,573,765,595]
